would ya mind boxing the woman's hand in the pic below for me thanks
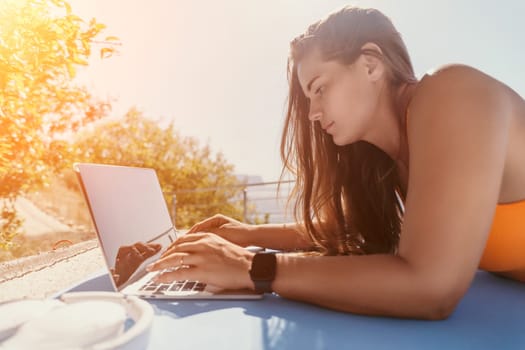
[186,214,254,246]
[146,232,255,290]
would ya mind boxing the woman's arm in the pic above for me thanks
[186,214,314,250]
[245,222,314,250]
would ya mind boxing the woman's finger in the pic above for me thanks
[187,218,216,234]
[162,233,206,253]
[160,240,208,259]
[187,221,206,234]
[187,214,228,234]
[161,233,210,257]
[176,232,211,243]
[147,252,194,272]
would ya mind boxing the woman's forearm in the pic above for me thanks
[248,223,314,251]
[271,253,459,320]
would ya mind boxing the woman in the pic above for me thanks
[147,6,525,319]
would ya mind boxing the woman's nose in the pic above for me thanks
[308,104,322,122]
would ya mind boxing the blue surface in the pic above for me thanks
[64,270,525,349]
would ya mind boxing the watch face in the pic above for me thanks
[251,253,276,280]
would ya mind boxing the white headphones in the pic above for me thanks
[0,292,154,350]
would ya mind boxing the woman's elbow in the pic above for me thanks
[419,282,466,320]
[422,300,457,320]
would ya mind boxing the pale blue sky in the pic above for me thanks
[71,0,525,181]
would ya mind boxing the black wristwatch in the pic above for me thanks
[249,252,277,293]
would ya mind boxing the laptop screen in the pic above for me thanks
[75,163,177,290]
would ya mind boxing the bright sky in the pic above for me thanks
[70,0,525,181]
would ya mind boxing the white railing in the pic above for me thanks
[170,180,296,225]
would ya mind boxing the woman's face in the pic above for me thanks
[297,48,381,146]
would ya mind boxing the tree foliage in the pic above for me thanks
[72,109,245,228]
[0,0,115,248]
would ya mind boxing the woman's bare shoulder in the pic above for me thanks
[420,64,503,93]
[409,64,511,119]
[422,64,497,83]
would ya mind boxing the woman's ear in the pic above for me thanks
[360,42,385,82]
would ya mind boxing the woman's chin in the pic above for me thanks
[331,135,352,146]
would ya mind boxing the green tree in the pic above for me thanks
[73,108,245,228]
[0,0,115,248]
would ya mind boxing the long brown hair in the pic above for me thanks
[280,6,417,255]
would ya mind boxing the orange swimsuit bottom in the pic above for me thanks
[479,200,525,271]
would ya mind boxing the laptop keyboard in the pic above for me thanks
[139,280,207,294]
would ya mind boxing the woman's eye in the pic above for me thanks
[315,86,325,96]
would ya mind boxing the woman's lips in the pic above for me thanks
[323,121,335,132]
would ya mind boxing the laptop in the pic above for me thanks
[74,163,263,299]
